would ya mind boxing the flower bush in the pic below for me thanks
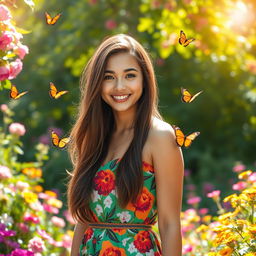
[0,103,76,255]
[180,165,256,256]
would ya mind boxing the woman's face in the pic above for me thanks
[101,52,143,114]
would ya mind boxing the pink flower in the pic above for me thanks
[0,31,14,51]
[105,19,117,30]
[8,59,23,80]
[0,65,10,81]
[232,181,247,191]
[186,184,196,191]
[51,216,65,228]
[38,134,50,145]
[0,104,8,112]
[0,5,12,21]
[10,248,34,256]
[37,229,52,241]
[16,223,29,233]
[28,237,45,253]
[9,122,26,136]
[43,203,59,214]
[198,208,209,215]
[187,196,201,205]
[88,0,97,5]
[248,172,256,183]
[0,165,12,179]
[233,163,246,173]
[62,234,72,248]
[23,212,40,224]
[14,44,29,59]
[207,190,220,198]
[16,181,29,191]
[63,210,76,225]
[246,60,256,74]
[182,244,193,253]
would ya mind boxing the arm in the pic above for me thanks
[151,123,184,256]
[71,221,89,256]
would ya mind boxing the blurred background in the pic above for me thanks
[3,0,256,212]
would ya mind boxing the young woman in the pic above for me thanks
[67,34,184,256]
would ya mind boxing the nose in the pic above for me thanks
[115,77,125,89]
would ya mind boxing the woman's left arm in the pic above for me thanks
[151,124,184,256]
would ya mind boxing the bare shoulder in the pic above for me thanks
[148,117,177,155]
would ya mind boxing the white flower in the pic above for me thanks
[104,196,112,208]
[0,213,13,225]
[122,237,131,246]
[95,204,103,216]
[128,242,137,253]
[146,249,155,256]
[116,211,131,223]
[136,253,144,256]
[92,190,100,203]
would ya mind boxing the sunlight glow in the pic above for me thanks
[226,1,253,31]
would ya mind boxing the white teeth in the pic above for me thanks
[112,95,129,100]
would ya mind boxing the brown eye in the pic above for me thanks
[126,73,136,78]
[104,75,114,80]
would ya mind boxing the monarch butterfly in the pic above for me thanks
[45,12,61,25]
[181,87,203,103]
[49,82,68,99]
[10,85,28,99]
[51,130,70,149]
[178,30,195,47]
[172,125,200,148]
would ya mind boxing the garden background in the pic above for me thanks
[0,0,255,255]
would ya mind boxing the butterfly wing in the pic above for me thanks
[183,38,195,47]
[181,87,192,103]
[45,12,53,25]
[184,132,200,147]
[10,85,28,99]
[49,82,58,98]
[58,137,70,148]
[55,90,68,99]
[51,131,60,147]
[189,90,203,103]
[50,13,61,25]
[172,125,185,147]
[179,30,187,45]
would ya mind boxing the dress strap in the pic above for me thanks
[88,222,153,230]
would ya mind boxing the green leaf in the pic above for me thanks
[13,145,24,155]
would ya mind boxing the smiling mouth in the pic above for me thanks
[111,94,131,102]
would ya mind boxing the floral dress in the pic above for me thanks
[79,158,162,256]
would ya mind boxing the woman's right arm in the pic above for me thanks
[71,221,88,256]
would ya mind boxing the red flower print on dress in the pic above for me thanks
[112,228,126,235]
[142,161,154,173]
[134,230,153,253]
[93,169,115,195]
[83,228,93,243]
[99,240,126,256]
[126,187,154,219]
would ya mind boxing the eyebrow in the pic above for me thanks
[104,68,139,74]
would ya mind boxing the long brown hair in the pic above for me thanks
[67,34,163,223]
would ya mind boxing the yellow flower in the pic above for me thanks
[22,167,42,178]
[32,185,43,193]
[238,170,252,180]
[207,253,217,256]
[45,190,57,198]
[244,253,256,256]
[196,224,209,233]
[47,198,62,208]
[223,194,239,208]
[202,215,212,223]
[248,224,256,234]
[218,247,233,256]
[22,191,38,203]
[242,187,256,200]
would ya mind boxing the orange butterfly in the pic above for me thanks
[45,12,61,25]
[172,125,200,148]
[49,82,68,99]
[181,87,203,103]
[51,130,70,149]
[179,30,195,47]
[10,85,28,99]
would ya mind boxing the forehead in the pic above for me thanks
[105,52,141,71]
